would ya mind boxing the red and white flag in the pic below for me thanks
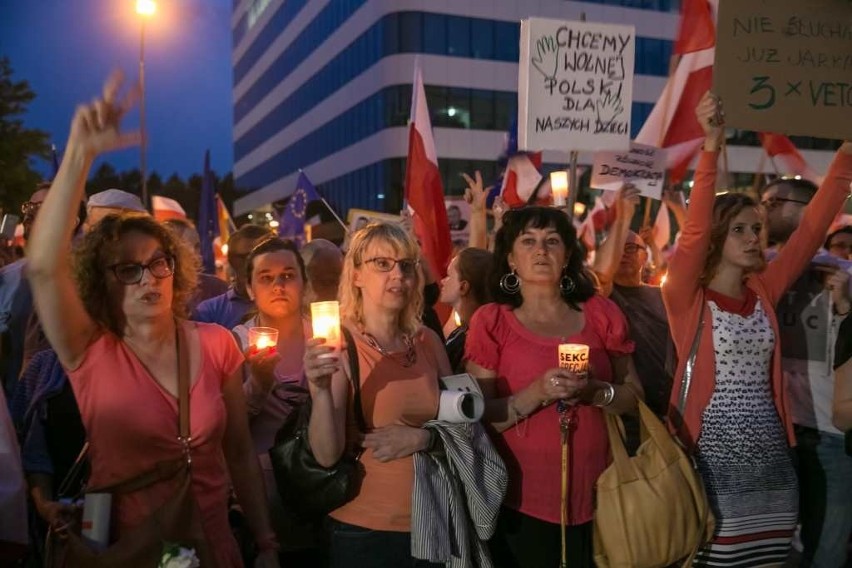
[636,0,717,183]
[152,196,187,221]
[500,153,545,208]
[404,60,452,278]
[653,202,672,250]
[758,133,822,184]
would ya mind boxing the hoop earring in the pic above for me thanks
[560,273,576,295]
[500,270,521,295]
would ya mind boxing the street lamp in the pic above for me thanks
[136,0,156,210]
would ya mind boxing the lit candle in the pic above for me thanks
[550,171,569,207]
[453,310,462,327]
[559,343,590,376]
[248,327,279,350]
[311,301,341,351]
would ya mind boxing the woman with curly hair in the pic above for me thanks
[465,205,643,568]
[26,72,278,567]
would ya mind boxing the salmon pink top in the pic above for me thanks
[466,297,634,525]
[66,321,244,566]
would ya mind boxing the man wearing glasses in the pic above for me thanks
[764,176,852,567]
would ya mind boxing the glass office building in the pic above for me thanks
[230,0,837,218]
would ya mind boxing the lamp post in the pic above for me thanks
[135,0,156,210]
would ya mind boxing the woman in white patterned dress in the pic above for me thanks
[663,92,852,566]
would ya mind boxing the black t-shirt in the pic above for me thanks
[445,325,467,375]
[610,284,675,417]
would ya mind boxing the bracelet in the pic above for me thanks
[594,383,616,408]
[508,395,530,438]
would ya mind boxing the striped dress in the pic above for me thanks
[693,300,798,566]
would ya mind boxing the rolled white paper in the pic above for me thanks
[437,390,484,423]
[81,492,112,547]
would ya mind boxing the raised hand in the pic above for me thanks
[244,346,281,392]
[68,70,141,159]
[614,183,641,225]
[462,171,487,211]
[696,91,725,150]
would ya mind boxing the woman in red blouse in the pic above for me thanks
[465,206,643,568]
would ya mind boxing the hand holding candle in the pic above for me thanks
[558,343,589,376]
[311,301,341,352]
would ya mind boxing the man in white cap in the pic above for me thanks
[84,188,148,231]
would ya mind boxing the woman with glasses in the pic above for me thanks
[465,205,643,568]
[26,72,278,567]
[303,222,451,567]
[663,92,852,565]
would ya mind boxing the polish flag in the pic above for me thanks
[653,202,672,250]
[578,197,608,251]
[758,133,822,184]
[404,60,452,278]
[636,0,717,183]
[152,196,187,221]
[500,152,545,208]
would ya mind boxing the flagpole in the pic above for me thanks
[751,151,766,196]
[565,12,586,219]
[320,197,350,233]
[645,53,680,229]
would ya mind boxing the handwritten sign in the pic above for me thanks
[714,0,852,140]
[519,17,635,152]
[590,142,667,199]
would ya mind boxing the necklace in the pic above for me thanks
[362,331,417,367]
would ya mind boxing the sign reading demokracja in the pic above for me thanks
[519,17,635,152]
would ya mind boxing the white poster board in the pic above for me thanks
[519,17,635,152]
[590,142,667,199]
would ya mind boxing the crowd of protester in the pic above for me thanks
[0,74,851,568]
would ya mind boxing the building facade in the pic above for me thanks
[230,0,838,218]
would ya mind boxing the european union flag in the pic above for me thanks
[278,171,321,247]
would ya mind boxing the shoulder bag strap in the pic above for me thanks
[340,326,366,433]
[93,323,191,495]
[678,292,705,416]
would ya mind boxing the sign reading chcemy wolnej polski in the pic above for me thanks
[714,0,852,140]
[519,17,636,153]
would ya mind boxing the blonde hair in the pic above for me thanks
[339,222,424,336]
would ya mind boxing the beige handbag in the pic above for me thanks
[593,400,714,568]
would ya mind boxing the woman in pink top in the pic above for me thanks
[465,206,643,568]
[663,92,852,566]
[26,72,278,567]
[304,222,451,567]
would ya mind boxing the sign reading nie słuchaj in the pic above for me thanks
[714,0,852,140]
[519,18,636,152]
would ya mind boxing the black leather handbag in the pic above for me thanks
[268,327,366,520]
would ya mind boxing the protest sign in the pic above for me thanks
[590,142,667,199]
[445,197,471,249]
[519,17,635,152]
[714,0,852,140]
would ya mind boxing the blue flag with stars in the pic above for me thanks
[279,171,321,247]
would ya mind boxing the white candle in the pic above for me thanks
[311,301,341,351]
[550,171,569,207]
[248,327,279,350]
[559,343,590,376]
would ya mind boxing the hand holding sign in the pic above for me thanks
[696,91,725,151]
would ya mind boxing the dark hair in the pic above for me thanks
[246,237,306,285]
[456,248,494,306]
[162,217,197,232]
[491,206,596,308]
[701,193,764,285]
[73,213,199,336]
[229,224,274,247]
[761,177,818,202]
[825,226,852,250]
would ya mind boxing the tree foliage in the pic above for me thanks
[0,57,50,215]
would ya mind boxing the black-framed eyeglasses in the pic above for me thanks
[761,196,809,208]
[362,257,419,275]
[108,256,175,285]
[623,243,645,254]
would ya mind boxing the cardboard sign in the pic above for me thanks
[445,197,470,249]
[519,17,635,152]
[590,142,667,199]
[714,0,852,140]
[346,209,402,233]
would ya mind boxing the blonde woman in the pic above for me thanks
[304,222,450,567]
